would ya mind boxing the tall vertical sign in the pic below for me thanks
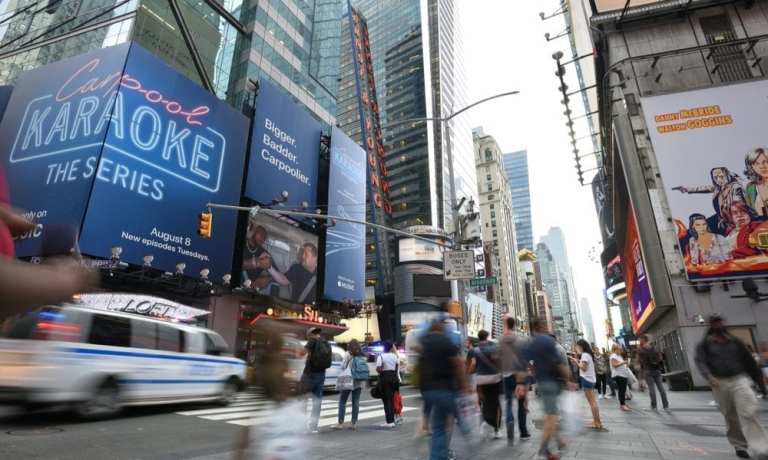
[324,126,366,302]
[624,207,655,332]
[347,5,393,294]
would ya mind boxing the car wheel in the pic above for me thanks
[75,378,121,420]
[218,377,239,406]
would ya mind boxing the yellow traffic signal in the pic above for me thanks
[198,211,212,238]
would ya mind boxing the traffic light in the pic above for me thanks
[198,211,212,238]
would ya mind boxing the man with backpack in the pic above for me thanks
[499,317,531,444]
[638,334,669,410]
[303,327,332,432]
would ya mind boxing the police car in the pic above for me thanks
[0,303,246,418]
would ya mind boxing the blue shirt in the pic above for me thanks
[526,334,563,383]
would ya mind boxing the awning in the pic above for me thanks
[248,314,348,337]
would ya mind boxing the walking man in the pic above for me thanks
[302,327,332,433]
[527,318,574,460]
[638,334,669,410]
[695,315,768,460]
[499,316,531,444]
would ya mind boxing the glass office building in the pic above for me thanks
[503,150,534,251]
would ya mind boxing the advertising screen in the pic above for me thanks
[642,79,768,280]
[0,44,131,257]
[398,238,444,263]
[241,212,319,304]
[624,207,654,332]
[76,44,248,279]
[413,274,451,298]
[245,79,321,208]
[465,292,493,338]
[323,127,366,302]
[594,0,667,13]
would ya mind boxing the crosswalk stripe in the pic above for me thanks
[176,403,277,416]
[317,406,418,428]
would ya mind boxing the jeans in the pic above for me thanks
[383,393,395,424]
[503,376,528,435]
[339,387,362,424]
[614,376,628,406]
[596,373,607,395]
[424,389,469,460]
[305,371,325,429]
[644,369,669,409]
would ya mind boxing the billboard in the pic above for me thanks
[642,79,768,280]
[465,292,494,338]
[624,207,654,332]
[241,212,318,304]
[245,79,321,208]
[323,126,366,302]
[398,238,444,263]
[0,43,248,278]
[594,0,667,13]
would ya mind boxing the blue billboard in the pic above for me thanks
[0,44,131,256]
[245,79,321,208]
[323,126,366,302]
[0,43,248,279]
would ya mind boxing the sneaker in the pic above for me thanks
[520,432,532,440]
[379,422,396,428]
[332,423,344,430]
[605,395,613,399]
[735,448,750,459]
[598,394,604,400]
[493,430,503,440]
[350,424,357,431]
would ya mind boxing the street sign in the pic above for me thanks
[443,250,476,280]
[469,276,498,287]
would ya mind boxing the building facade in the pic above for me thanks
[580,0,768,387]
[503,150,534,251]
[535,241,572,344]
[473,128,526,332]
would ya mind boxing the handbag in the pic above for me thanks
[336,366,354,392]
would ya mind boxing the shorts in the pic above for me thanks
[579,377,596,390]
[537,380,561,415]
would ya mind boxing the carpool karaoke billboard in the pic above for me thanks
[0,42,249,279]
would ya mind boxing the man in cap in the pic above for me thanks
[695,315,768,459]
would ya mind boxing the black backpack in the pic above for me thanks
[310,340,332,371]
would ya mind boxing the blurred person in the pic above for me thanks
[499,316,531,444]
[610,344,632,411]
[527,318,574,460]
[695,315,768,460]
[419,318,470,460]
[603,348,617,398]
[571,340,604,430]
[759,341,768,386]
[469,329,502,439]
[594,346,609,399]
[393,344,406,425]
[376,341,400,428]
[638,335,669,410]
[630,349,646,392]
[302,327,332,433]
[335,339,368,430]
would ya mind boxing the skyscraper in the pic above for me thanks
[540,227,580,341]
[536,242,570,344]
[503,151,534,251]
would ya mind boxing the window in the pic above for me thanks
[490,204,494,210]
[488,194,494,200]
[486,174,491,181]
[492,230,497,237]
[494,240,498,247]
[131,320,156,350]
[485,148,493,161]
[491,220,496,227]
[487,183,492,192]
[157,324,183,352]
[700,14,752,83]
[88,315,130,348]
[205,333,229,355]
[491,211,496,219]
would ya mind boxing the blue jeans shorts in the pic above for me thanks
[579,377,596,390]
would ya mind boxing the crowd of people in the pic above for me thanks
[292,313,768,460]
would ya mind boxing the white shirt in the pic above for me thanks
[580,353,596,383]
[376,352,399,371]
[610,353,631,378]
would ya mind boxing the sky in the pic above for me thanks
[459,0,609,343]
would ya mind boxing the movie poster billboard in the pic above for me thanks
[624,207,654,332]
[465,292,493,338]
[642,80,768,281]
[0,43,248,279]
[241,212,319,304]
[323,127,366,302]
[245,79,321,208]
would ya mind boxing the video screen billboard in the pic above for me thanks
[0,44,131,257]
[0,43,248,278]
[245,79,321,208]
[398,238,444,263]
[624,207,654,332]
[323,127,366,302]
[642,79,768,280]
[241,212,318,304]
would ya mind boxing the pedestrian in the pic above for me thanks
[571,339,604,430]
[376,341,400,428]
[419,318,471,460]
[610,344,632,411]
[393,344,406,425]
[638,334,669,410]
[594,346,609,399]
[602,348,617,398]
[334,339,369,430]
[527,318,574,460]
[302,327,332,433]
[498,316,531,444]
[695,315,768,460]
[630,350,646,392]
[469,329,503,439]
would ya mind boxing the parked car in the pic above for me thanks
[0,305,246,418]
